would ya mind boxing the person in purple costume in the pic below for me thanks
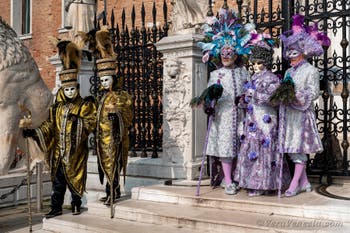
[197,8,255,195]
[277,14,330,197]
[235,33,291,196]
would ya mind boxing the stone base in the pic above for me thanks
[84,154,207,205]
[126,157,187,179]
[0,172,51,208]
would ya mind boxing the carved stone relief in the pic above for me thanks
[163,58,192,163]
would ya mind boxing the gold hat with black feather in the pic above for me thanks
[77,25,116,77]
[94,25,116,78]
[56,39,82,87]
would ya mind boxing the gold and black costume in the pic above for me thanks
[96,87,133,201]
[29,87,96,215]
[22,39,96,218]
[35,88,96,196]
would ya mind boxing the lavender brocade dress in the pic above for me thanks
[279,61,323,154]
[206,66,249,159]
[235,70,290,190]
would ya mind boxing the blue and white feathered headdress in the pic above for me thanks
[198,8,256,68]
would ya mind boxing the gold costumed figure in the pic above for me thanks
[23,40,96,218]
[80,26,133,206]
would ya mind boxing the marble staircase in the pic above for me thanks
[41,181,350,233]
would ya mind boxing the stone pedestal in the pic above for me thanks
[155,32,208,180]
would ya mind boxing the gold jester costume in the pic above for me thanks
[36,83,96,196]
[83,27,133,204]
[23,40,96,218]
[95,59,133,204]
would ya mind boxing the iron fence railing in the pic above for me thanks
[90,0,169,158]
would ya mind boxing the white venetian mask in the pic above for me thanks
[100,76,113,90]
[63,85,77,99]
[251,61,265,73]
[286,49,301,59]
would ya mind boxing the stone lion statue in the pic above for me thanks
[0,17,53,175]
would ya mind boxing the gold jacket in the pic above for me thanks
[34,89,96,196]
[96,89,133,185]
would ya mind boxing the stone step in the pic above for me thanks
[41,209,203,233]
[129,183,350,223]
[86,155,168,194]
[41,182,350,233]
[86,198,348,233]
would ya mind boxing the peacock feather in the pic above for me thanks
[269,72,296,106]
[190,83,224,108]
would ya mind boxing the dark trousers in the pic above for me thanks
[51,164,81,211]
[105,168,121,197]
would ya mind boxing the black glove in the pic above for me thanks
[204,100,215,115]
[203,99,215,116]
[108,113,118,121]
[235,95,243,106]
[23,129,35,138]
[204,106,215,116]
[68,113,78,121]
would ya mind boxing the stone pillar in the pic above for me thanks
[156,32,208,180]
[48,54,62,96]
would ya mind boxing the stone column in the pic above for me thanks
[156,32,208,180]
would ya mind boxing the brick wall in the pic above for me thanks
[0,0,66,89]
[100,0,171,29]
[27,0,63,89]
[0,1,10,21]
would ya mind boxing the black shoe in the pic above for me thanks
[104,196,117,205]
[101,190,121,204]
[45,209,62,219]
[72,205,81,215]
[71,202,82,215]
[99,196,108,202]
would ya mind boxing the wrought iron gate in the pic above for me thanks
[228,0,350,183]
[93,1,169,158]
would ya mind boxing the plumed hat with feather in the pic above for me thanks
[247,32,276,69]
[56,39,82,87]
[94,26,117,78]
[280,14,330,59]
[197,8,256,68]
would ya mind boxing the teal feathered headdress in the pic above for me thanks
[197,8,256,68]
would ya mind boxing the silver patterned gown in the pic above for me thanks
[279,61,323,154]
[206,66,249,158]
[234,69,290,190]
